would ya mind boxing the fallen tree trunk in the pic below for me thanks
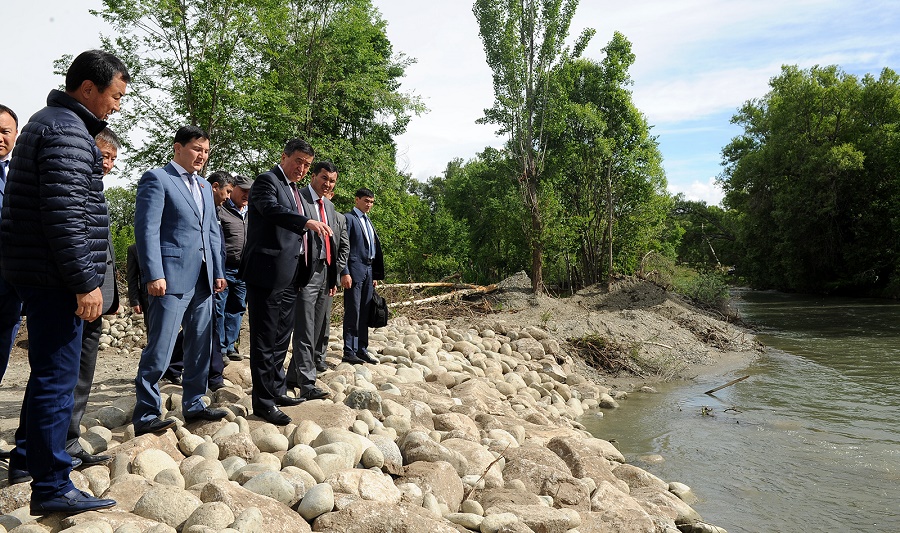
[388,284,498,308]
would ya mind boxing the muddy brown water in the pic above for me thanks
[582,289,900,533]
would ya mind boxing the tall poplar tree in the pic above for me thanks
[473,0,593,293]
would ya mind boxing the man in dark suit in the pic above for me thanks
[287,162,347,396]
[133,125,227,436]
[66,128,121,467]
[0,104,22,386]
[342,188,384,364]
[240,139,331,425]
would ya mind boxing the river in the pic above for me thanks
[580,289,900,532]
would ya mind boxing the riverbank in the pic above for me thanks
[0,276,759,532]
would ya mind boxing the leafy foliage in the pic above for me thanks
[542,34,671,287]
[473,0,594,293]
[87,0,424,180]
[720,65,900,294]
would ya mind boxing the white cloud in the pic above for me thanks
[669,177,725,206]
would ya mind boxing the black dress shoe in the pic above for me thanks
[9,454,81,484]
[161,372,182,386]
[316,361,328,373]
[256,406,291,426]
[275,395,305,407]
[134,417,177,436]
[300,387,330,401]
[71,450,112,466]
[226,350,243,361]
[0,449,10,459]
[31,488,116,515]
[208,382,227,392]
[184,407,229,423]
[359,352,379,364]
[8,468,31,484]
[341,355,367,365]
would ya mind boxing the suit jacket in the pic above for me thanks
[296,186,347,290]
[134,162,224,295]
[100,237,119,315]
[333,211,349,275]
[126,243,148,311]
[342,209,384,281]
[239,166,311,290]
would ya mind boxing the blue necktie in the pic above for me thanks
[0,160,8,210]
[362,214,375,259]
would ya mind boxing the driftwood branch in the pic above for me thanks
[704,375,750,395]
[464,443,509,501]
[380,282,488,290]
[387,284,498,308]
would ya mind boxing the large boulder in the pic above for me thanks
[399,431,468,477]
[311,500,460,533]
[132,485,202,529]
[200,479,312,533]
[583,480,657,533]
[324,469,402,505]
[546,436,624,489]
[442,438,504,489]
[395,460,464,513]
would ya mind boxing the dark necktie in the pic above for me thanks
[290,183,308,265]
[317,198,332,265]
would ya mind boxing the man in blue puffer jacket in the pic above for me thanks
[0,49,129,515]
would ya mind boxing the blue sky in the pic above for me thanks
[7,1,900,205]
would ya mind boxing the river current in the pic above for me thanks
[580,289,900,532]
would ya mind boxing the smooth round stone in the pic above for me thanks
[255,433,290,453]
[297,483,334,521]
[193,441,220,460]
[480,512,519,533]
[132,449,180,481]
[446,513,483,530]
[154,468,186,489]
[179,434,206,456]
[183,501,235,531]
[242,471,295,505]
[461,499,484,516]
[250,452,282,470]
[360,446,384,469]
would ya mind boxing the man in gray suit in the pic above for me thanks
[133,125,227,436]
[315,186,349,372]
[288,162,347,395]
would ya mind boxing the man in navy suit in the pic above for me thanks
[0,104,22,386]
[133,125,227,435]
[287,161,347,397]
[240,139,331,425]
[342,188,384,364]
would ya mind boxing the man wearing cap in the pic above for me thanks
[216,174,251,360]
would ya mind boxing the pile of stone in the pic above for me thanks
[0,316,727,533]
[98,313,147,353]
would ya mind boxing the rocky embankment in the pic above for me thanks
[0,305,732,533]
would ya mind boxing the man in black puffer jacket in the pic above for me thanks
[0,49,129,515]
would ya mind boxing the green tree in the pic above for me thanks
[720,65,900,294]
[473,0,594,293]
[543,34,670,287]
[89,0,423,179]
[671,195,736,268]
